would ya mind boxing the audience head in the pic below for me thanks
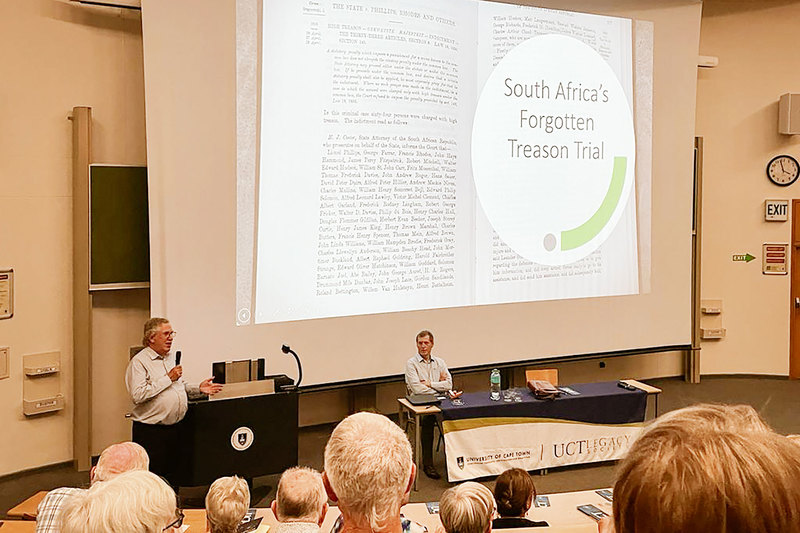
[613,404,800,533]
[61,470,179,533]
[323,412,414,532]
[90,441,149,483]
[649,402,771,434]
[440,482,495,533]
[493,468,535,518]
[205,476,250,533]
[271,467,328,525]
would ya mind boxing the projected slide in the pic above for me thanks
[247,0,643,324]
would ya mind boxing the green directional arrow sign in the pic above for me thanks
[732,253,756,263]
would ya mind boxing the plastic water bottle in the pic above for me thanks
[490,369,501,401]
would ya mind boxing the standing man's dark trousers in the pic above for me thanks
[421,414,436,468]
[132,420,184,490]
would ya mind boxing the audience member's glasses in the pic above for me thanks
[161,330,177,339]
[163,509,184,530]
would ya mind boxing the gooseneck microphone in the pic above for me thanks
[281,344,303,390]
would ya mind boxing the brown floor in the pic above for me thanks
[3,375,800,518]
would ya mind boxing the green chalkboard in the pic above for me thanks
[90,165,150,288]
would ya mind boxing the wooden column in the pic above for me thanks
[70,106,93,471]
[686,136,703,384]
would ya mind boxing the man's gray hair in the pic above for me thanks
[61,470,176,533]
[206,476,250,533]
[440,482,495,533]
[324,412,412,532]
[275,467,327,522]
[93,442,149,483]
[142,317,170,346]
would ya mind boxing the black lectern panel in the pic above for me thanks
[178,391,298,486]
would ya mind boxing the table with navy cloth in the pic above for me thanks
[434,381,651,481]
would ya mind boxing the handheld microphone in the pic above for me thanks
[175,350,182,365]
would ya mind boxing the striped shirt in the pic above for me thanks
[36,487,86,533]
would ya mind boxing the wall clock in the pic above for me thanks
[766,155,800,186]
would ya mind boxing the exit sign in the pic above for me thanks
[765,199,789,221]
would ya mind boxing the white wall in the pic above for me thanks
[696,0,800,375]
[0,0,147,476]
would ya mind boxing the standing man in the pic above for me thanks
[404,330,452,479]
[125,317,222,488]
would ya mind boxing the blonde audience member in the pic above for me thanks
[271,467,328,533]
[60,470,181,533]
[491,469,547,528]
[323,412,420,533]
[439,482,495,533]
[610,404,800,533]
[206,476,250,533]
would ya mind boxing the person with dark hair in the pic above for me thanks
[491,469,547,529]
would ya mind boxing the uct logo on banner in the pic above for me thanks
[230,426,255,451]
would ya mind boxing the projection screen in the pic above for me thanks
[141,0,701,387]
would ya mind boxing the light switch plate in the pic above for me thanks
[0,346,9,379]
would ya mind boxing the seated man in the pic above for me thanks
[271,467,328,533]
[206,476,250,533]
[609,403,800,533]
[439,482,495,533]
[36,441,149,533]
[404,330,452,479]
[323,411,421,533]
[60,470,181,533]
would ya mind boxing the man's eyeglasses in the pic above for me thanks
[164,509,184,531]
[161,331,177,339]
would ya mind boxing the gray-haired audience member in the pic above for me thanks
[60,470,181,533]
[35,441,149,533]
[206,476,250,533]
[439,482,495,533]
[323,412,421,533]
[271,467,328,533]
[605,403,800,533]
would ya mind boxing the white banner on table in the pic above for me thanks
[443,417,643,482]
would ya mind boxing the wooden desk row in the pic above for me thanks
[2,488,611,533]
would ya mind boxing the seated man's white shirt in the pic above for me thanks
[405,354,452,394]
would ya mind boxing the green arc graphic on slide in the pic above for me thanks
[560,156,627,251]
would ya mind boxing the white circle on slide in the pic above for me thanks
[471,34,635,266]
